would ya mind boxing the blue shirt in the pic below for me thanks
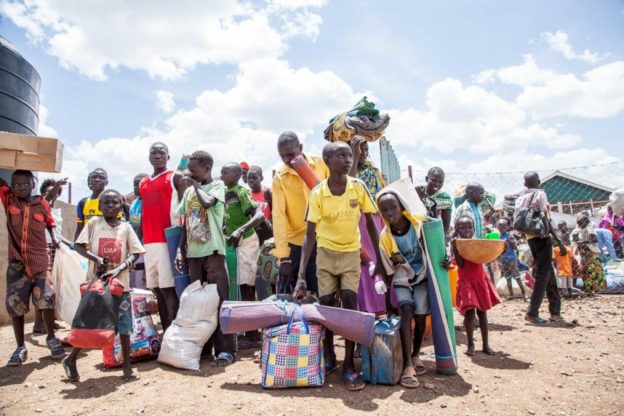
[499,232,517,261]
[129,198,142,234]
[393,224,423,278]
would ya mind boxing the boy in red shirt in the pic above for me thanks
[139,142,186,331]
[247,165,272,221]
[1,170,65,366]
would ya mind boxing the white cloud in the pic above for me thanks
[155,90,175,113]
[541,31,605,64]
[476,54,557,87]
[517,61,624,119]
[37,103,58,137]
[58,58,361,191]
[474,55,624,120]
[1,0,325,80]
[385,78,580,155]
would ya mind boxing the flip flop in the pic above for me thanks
[342,371,365,391]
[210,352,235,367]
[400,366,419,389]
[411,357,427,376]
[62,358,80,382]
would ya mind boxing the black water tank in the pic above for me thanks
[0,36,40,136]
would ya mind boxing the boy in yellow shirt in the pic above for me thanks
[272,131,329,293]
[295,141,383,391]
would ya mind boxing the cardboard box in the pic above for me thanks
[0,131,63,172]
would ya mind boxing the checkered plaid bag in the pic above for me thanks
[261,304,325,388]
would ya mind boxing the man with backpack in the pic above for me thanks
[513,172,567,324]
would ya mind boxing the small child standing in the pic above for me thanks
[295,141,383,392]
[454,183,486,238]
[452,216,501,356]
[247,165,272,222]
[177,151,236,366]
[377,189,431,389]
[1,171,65,366]
[64,189,145,381]
[553,241,575,297]
[221,162,264,349]
[497,218,527,301]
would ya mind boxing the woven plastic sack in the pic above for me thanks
[158,281,219,371]
[261,304,325,388]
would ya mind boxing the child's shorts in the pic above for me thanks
[499,259,520,280]
[316,248,360,297]
[6,260,55,318]
[116,292,134,336]
[236,233,260,286]
[394,280,430,315]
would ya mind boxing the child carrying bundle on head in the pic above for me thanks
[452,215,501,356]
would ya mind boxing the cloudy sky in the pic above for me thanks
[1,0,623,198]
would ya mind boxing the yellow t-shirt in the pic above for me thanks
[76,196,123,224]
[305,177,377,252]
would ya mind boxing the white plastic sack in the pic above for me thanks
[157,281,219,371]
[609,188,624,216]
[51,244,89,324]
[495,275,532,297]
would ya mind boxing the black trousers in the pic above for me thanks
[277,243,318,294]
[527,237,561,317]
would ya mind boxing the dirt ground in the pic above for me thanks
[1,295,623,416]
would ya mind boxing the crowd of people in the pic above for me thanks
[1,131,617,391]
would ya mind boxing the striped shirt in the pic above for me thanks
[1,179,55,277]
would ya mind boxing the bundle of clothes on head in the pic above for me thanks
[324,96,390,143]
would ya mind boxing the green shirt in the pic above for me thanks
[224,184,257,239]
[178,180,226,258]
[432,190,453,211]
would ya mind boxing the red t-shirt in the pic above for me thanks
[140,170,173,244]
[1,179,55,276]
[250,187,272,222]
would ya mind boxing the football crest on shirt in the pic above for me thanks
[349,198,358,208]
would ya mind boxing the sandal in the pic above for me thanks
[342,371,365,391]
[400,366,419,389]
[411,357,427,376]
[524,314,548,325]
[210,352,235,367]
[62,358,80,382]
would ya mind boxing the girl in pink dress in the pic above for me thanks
[452,215,501,356]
